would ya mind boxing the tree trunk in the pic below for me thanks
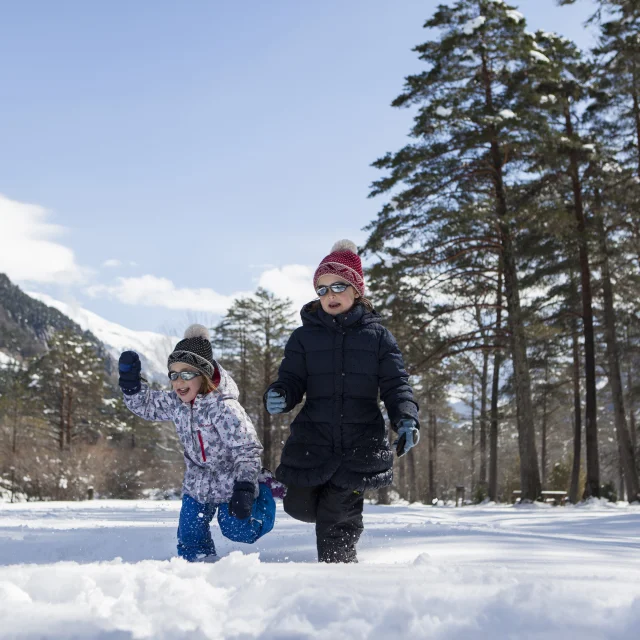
[66,391,73,450]
[569,290,583,505]
[596,213,639,501]
[564,105,600,498]
[262,329,273,469]
[632,81,640,178]
[624,322,639,476]
[488,266,503,502]
[59,388,65,451]
[398,454,406,500]
[428,407,437,504]
[407,451,417,504]
[239,331,248,408]
[479,349,489,489]
[628,365,638,474]
[482,49,541,501]
[11,401,19,455]
[541,360,549,488]
[498,205,541,501]
[471,375,476,492]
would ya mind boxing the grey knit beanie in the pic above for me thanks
[167,324,215,379]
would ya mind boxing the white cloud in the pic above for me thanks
[86,264,316,318]
[102,259,122,268]
[87,275,246,314]
[0,193,87,284]
[257,264,315,313]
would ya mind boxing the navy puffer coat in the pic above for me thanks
[267,301,419,490]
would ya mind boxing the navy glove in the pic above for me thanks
[265,389,286,415]
[229,481,255,520]
[118,351,142,395]
[394,418,420,457]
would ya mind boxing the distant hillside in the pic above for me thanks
[0,273,107,366]
[0,273,176,381]
[28,292,176,382]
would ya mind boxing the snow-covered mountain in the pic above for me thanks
[27,292,177,382]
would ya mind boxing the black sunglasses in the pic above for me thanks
[168,371,202,381]
[316,282,351,297]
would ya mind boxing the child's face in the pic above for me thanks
[316,274,358,316]
[169,363,202,403]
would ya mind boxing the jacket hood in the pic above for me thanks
[212,360,239,400]
[300,300,382,331]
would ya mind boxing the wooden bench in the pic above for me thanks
[541,490,568,506]
[512,490,568,505]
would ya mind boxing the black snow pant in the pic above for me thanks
[283,481,364,563]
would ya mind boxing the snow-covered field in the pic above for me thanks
[1,499,639,639]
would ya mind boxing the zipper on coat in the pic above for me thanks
[197,430,207,462]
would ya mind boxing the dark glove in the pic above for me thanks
[394,418,420,457]
[229,481,255,520]
[265,388,286,415]
[118,351,142,395]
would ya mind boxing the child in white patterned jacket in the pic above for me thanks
[119,324,268,562]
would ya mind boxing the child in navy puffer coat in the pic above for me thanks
[119,324,272,562]
[264,240,420,563]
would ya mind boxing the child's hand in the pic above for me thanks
[229,481,255,520]
[118,351,142,395]
[265,389,286,414]
[394,419,420,457]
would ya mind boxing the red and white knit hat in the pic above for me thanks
[313,240,365,297]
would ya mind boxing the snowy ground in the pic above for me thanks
[1,499,639,639]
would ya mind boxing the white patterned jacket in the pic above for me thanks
[123,363,262,504]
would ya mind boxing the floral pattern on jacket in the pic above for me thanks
[123,363,262,504]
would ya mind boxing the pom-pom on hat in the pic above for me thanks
[168,324,216,379]
[313,239,365,297]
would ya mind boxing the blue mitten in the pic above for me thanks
[394,418,420,457]
[265,389,286,415]
[118,351,142,395]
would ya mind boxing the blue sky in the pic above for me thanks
[0,0,597,333]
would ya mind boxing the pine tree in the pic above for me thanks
[513,28,605,497]
[365,0,543,500]
[213,288,295,470]
[26,330,106,451]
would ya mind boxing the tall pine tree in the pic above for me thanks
[365,0,543,499]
